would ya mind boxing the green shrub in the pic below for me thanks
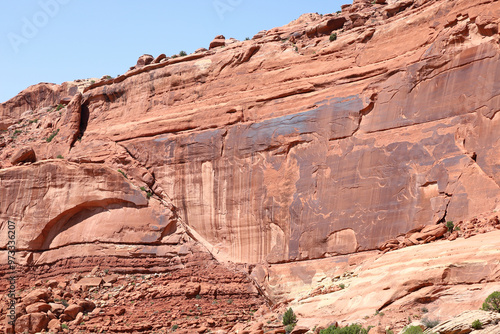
[330,33,337,42]
[320,323,368,334]
[195,294,202,300]
[245,37,250,40]
[422,317,439,328]
[171,324,178,331]
[285,324,295,333]
[283,308,297,326]
[471,319,482,329]
[61,324,69,329]
[339,283,345,289]
[56,155,64,159]
[179,50,187,56]
[46,129,59,142]
[117,169,128,179]
[446,221,454,232]
[482,291,500,312]
[402,325,423,334]
[421,307,428,313]
[55,103,65,111]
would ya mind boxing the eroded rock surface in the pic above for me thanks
[1,0,500,332]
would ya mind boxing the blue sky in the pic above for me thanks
[0,1,345,103]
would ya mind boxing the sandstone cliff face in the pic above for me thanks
[68,0,500,264]
[1,0,500,332]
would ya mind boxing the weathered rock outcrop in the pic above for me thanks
[1,0,500,332]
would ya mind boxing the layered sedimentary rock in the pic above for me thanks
[1,0,500,331]
[58,0,500,264]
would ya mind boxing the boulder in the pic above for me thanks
[153,54,167,63]
[77,277,103,289]
[30,312,49,332]
[210,35,226,49]
[25,302,51,314]
[10,146,36,165]
[64,304,83,319]
[475,16,498,36]
[47,318,61,333]
[136,54,154,68]
[22,288,50,306]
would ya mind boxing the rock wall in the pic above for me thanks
[71,0,500,264]
[0,0,499,311]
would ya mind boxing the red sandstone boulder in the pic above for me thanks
[64,304,83,319]
[22,288,50,306]
[77,299,96,312]
[136,54,154,68]
[77,277,103,289]
[10,146,36,165]
[153,53,167,63]
[30,312,49,332]
[47,318,61,333]
[210,35,226,49]
[15,314,31,334]
[25,302,51,314]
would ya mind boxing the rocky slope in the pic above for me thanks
[1,0,500,333]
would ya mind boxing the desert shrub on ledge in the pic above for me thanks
[320,323,368,334]
[482,291,500,312]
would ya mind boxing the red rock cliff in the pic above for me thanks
[1,0,500,331]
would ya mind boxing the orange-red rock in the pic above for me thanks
[1,0,500,332]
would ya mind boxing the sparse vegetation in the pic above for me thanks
[171,324,179,331]
[46,129,59,142]
[56,155,64,159]
[195,294,202,300]
[422,317,439,328]
[245,37,250,40]
[55,103,65,111]
[61,324,69,329]
[13,130,22,135]
[29,118,38,123]
[117,169,128,179]
[283,307,297,326]
[402,326,423,334]
[446,221,454,232]
[320,323,368,334]
[482,291,500,312]
[285,324,295,333]
[472,319,482,329]
[421,307,428,313]
[330,32,337,42]
[179,50,187,56]
[339,283,345,289]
